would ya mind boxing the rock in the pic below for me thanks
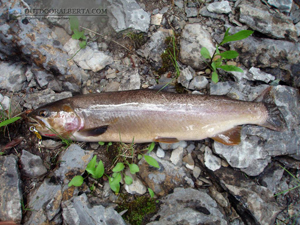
[107,0,150,32]
[20,150,47,178]
[156,146,165,158]
[159,141,187,150]
[138,152,193,196]
[185,7,199,17]
[215,167,281,225]
[118,69,141,90]
[204,146,222,171]
[62,193,126,225]
[210,81,232,95]
[296,22,300,36]
[151,13,163,25]
[124,169,147,195]
[24,89,72,109]
[148,188,227,225]
[291,2,300,23]
[25,179,62,225]
[178,66,195,88]
[180,24,215,70]
[0,62,26,92]
[137,29,173,68]
[214,86,300,176]
[0,156,22,223]
[193,166,201,179]
[207,1,232,14]
[183,153,195,170]
[268,0,293,12]
[170,147,184,166]
[186,143,196,153]
[248,67,275,83]
[199,6,226,21]
[32,68,55,88]
[189,76,208,90]
[54,144,94,185]
[63,81,81,93]
[230,36,300,85]
[238,0,297,41]
[64,39,113,72]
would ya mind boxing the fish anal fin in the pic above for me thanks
[78,125,109,137]
[154,136,179,143]
[211,127,242,146]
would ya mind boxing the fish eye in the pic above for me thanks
[38,109,50,117]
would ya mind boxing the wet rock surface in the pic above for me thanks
[0,0,299,224]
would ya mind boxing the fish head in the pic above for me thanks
[28,102,82,139]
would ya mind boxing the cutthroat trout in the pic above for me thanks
[28,89,285,145]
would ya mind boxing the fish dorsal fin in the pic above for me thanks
[211,127,242,145]
[154,136,179,143]
[78,125,109,136]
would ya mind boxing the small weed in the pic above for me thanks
[116,194,158,225]
[200,28,253,83]
[21,200,34,212]
[124,31,146,49]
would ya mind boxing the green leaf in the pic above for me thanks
[93,160,104,179]
[0,117,21,128]
[98,141,105,145]
[112,162,125,172]
[86,156,96,175]
[224,27,231,38]
[79,40,87,49]
[109,173,122,193]
[68,175,84,187]
[212,72,219,83]
[144,155,159,168]
[129,163,139,174]
[200,47,211,59]
[221,30,254,45]
[147,142,156,153]
[72,30,85,40]
[125,175,133,185]
[211,62,217,72]
[148,188,155,198]
[138,154,143,160]
[218,65,243,72]
[220,51,239,59]
[69,16,79,31]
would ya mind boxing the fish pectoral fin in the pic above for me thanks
[154,136,179,143]
[211,126,242,146]
[78,125,109,136]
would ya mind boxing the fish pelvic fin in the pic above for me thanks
[262,103,286,131]
[154,136,179,143]
[211,126,242,146]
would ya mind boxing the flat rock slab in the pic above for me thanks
[0,156,22,223]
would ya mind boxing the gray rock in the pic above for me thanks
[156,146,165,158]
[214,86,300,176]
[0,62,26,92]
[291,2,300,23]
[189,76,208,90]
[178,66,195,88]
[268,0,293,12]
[199,6,226,21]
[24,89,72,109]
[21,150,47,178]
[138,152,193,196]
[54,144,94,185]
[296,22,300,36]
[159,141,187,150]
[207,1,232,14]
[63,81,81,93]
[204,146,222,171]
[62,193,126,225]
[33,69,55,88]
[185,7,199,17]
[0,156,22,223]
[107,0,150,32]
[193,166,201,179]
[137,29,172,68]
[170,147,184,166]
[180,24,215,70]
[210,81,232,95]
[148,188,227,225]
[25,179,62,225]
[183,153,195,170]
[64,39,113,72]
[238,0,297,41]
[118,69,141,90]
[248,67,275,83]
[151,13,163,25]
[215,167,281,225]
[124,169,147,195]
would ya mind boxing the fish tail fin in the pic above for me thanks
[261,103,286,131]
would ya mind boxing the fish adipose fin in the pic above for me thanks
[212,127,242,146]
[154,136,179,143]
[78,125,109,136]
[262,104,286,131]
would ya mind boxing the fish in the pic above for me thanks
[28,89,286,145]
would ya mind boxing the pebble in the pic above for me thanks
[20,150,47,178]
[182,153,195,170]
[207,1,232,14]
[193,166,201,179]
[170,147,184,166]
[156,146,165,158]
[204,146,222,171]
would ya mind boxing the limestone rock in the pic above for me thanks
[268,0,293,12]
[207,1,232,14]
[20,150,47,178]
[0,62,26,92]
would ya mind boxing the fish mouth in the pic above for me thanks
[28,116,46,128]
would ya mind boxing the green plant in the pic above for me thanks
[200,28,254,83]
[68,142,159,195]
[124,31,146,49]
